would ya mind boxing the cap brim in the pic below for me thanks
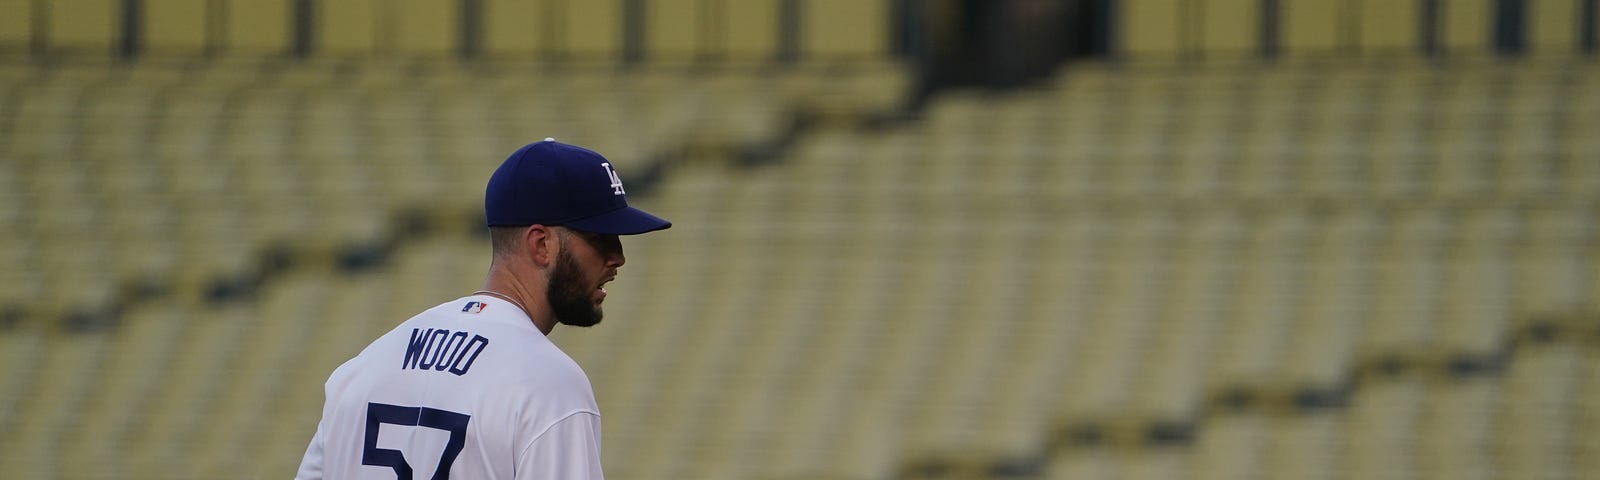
[562,206,672,235]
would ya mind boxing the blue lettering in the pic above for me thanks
[402,329,488,375]
[433,331,469,371]
[402,328,431,369]
[447,335,490,376]
[417,329,449,370]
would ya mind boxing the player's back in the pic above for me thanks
[296,295,602,480]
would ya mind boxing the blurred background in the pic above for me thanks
[1,0,1598,479]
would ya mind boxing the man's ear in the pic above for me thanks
[524,225,558,267]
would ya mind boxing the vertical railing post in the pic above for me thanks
[1261,0,1280,60]
[1494,0,1525,55]
[778,0,800,63]
[461,0,481,59]
[1581,0,1597,54]
[293,0,314,58]
[623,0,645,64]
[1420,0,1440,57]
[120,0,140,59]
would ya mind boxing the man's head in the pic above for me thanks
[483,139,670,329]
[490,225,623,327]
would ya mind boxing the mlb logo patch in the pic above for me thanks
[462,301,487,314]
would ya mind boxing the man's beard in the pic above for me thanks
[548,249,603,327]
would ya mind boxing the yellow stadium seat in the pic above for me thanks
[1342,379,1426,480]
[1415,380,1498,479]
[1191,415,1268,480]
[802,0,888,58]
[48,0,119,54]
[6,83,84,158]
[1171,131,1232,198]
[1496,343,1582,480]
[1297,119,1365,198]
[0,62,35,91]
[1357,0,1420,52]
[1212,216,1304,384]
[4,334,115,476]
[119,306,251,475]
[1578,348,1600,475]
[1121,0,1186,58]
[71,299,189,450]
[1493,123,1560,197]
[1281,0,1345,53]
[1527,0,1582,54]
[316,0,377,55]
[143,0,209,54]
[1437,208,1517,352]
[1289,264,1367,383]
[1047,450,1116,480]
[221,0,291,54]
[645,0,702,60]
[0,0,33,48]
[725,0,780,60]
[80,85,158,157]
[564,0,622,60]
[482,0,548,58]
[0,330,45,406]
[394,0,458,56]
[1261,416,1340,479]
[1201,0,1259,58]
[1440,0,1491,53]
[1514,207,1591,313]
[1132,317,1215,422]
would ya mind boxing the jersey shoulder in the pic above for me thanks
[356,296,597,401]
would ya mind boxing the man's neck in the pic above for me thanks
[480,264,557,334]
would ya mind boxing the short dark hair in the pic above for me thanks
[489,226,528,260]
[489,225,573,261]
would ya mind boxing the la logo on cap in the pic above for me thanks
[602,162,625,195]
[484,139,671,234]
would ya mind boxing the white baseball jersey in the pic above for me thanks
[296,294,603,479]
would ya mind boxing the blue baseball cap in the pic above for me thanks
[485,139,671,235]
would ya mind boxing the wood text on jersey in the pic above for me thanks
[403,328,490,376]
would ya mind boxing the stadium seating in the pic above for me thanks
[1,44,1598,480]
[0,55,907,326]
[0,53,910,477]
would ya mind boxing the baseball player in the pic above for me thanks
[295,139,671,479]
